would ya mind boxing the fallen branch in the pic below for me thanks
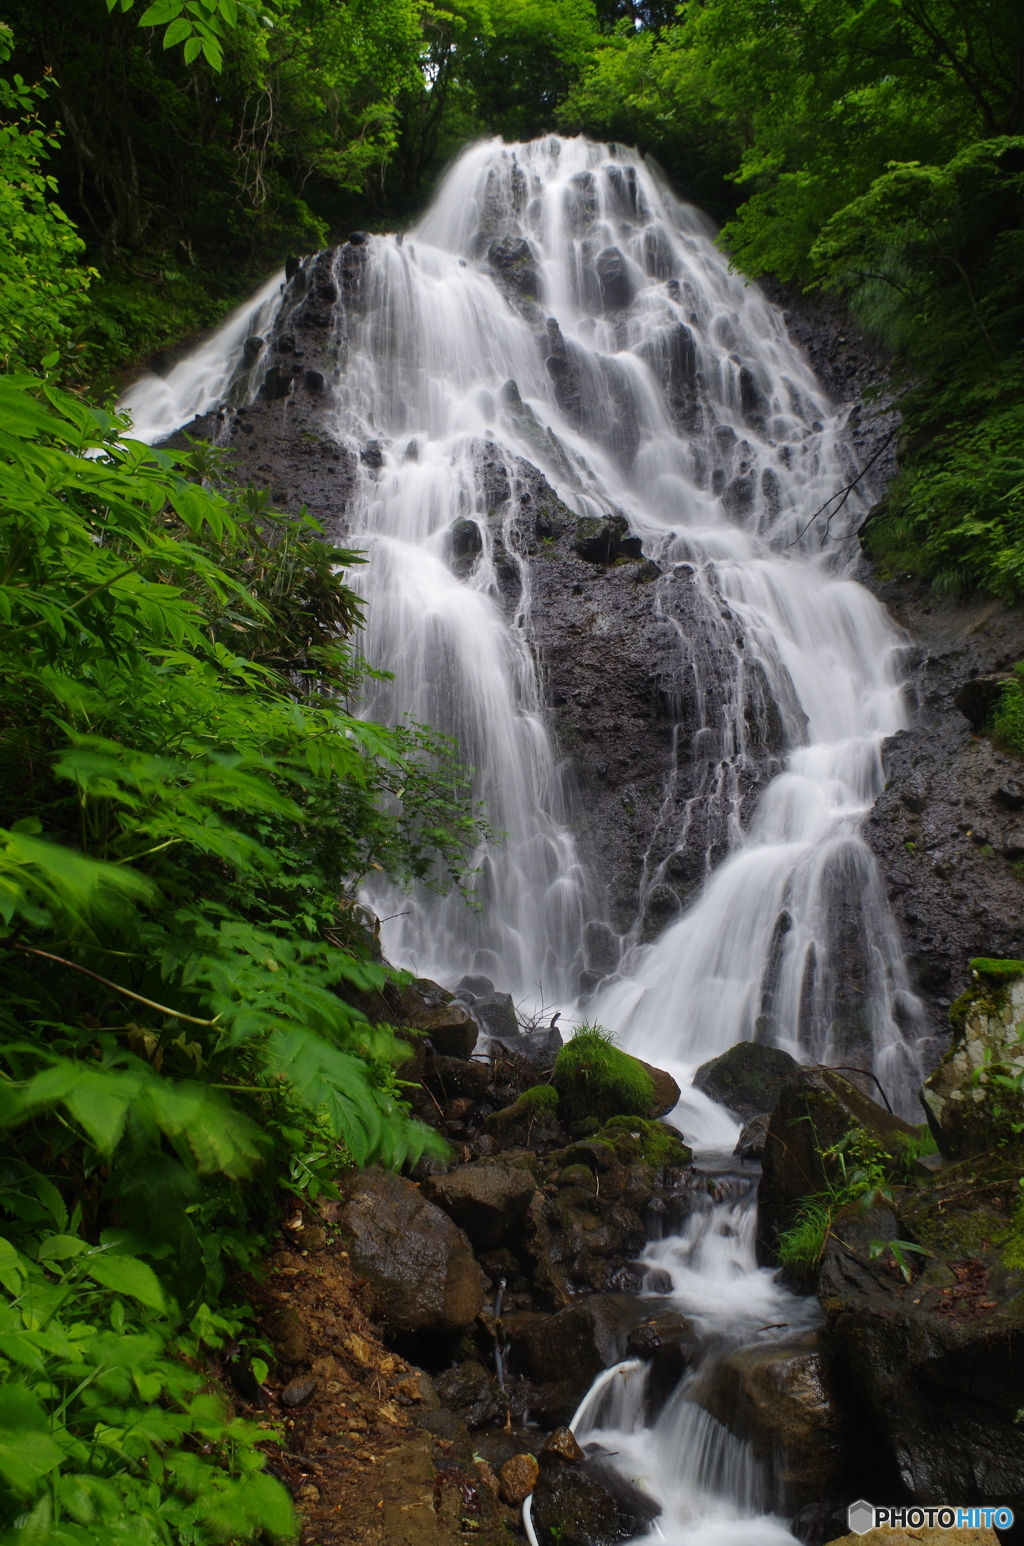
[784,428,898,549]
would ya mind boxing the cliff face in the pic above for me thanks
[862,582,1024,1041]
[176,242,1024,1045]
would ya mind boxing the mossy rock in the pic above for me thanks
[553,1026,653,1125]
[693,1041,798,1122]
[547,1119,692,1176]
[757,1069,919,1262]
[969,956,1024,983]
[483,1084,561,1142]
[924,972,1024,1160]
[558,1163,597,1193]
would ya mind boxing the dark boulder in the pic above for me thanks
[818,1184,1024,1504]
[470,991,519,1041]
[488,236,541,301]
[337,1168,484,1335]
[456,973,495,998]
[421,1161,536,1251]
[693,1340,849,1510]
[734,1111,771,1161]
[573,514,643,566]
[757,1069,918,1260]
[490,1025,563,1070]
[634,1057,680,1119]
[512,1295,655,1407]
[260,364,295,401]
[693,1041,799,1122]
[402,980,479,1057]
[423,1054,493,1104]
[531,1458,660,1546]
[448,516,482,560]
[434,1360,507,1430]
[594,246,635,311]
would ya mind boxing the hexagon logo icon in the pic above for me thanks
[847,1500,875,1535]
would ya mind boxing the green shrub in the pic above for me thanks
[0,1229,295,1543]
[552,1025,654,1126]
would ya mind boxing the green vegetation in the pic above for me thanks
[519,1084,560,1118]
[776,1125,935,1273]
[0,368,487,1539]
[991,671,1024,754]
[6,0,1022,585]
[552,1025,654,1126]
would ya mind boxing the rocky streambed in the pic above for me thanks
[227,963,1023,1546]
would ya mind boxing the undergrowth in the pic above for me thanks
[776,1126,936,1274]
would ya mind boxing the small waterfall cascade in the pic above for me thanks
[565,1159,827,1546]
[119,134,936,1541]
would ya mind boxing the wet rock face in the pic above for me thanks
[421,1162,537,1251]
[530,1457,660,1546]
[692,1339,849,1511]
[171,241,797,949]
[922,969,1024,1158]
[818,1187,1024,1505]
[734,1110,771,1161]
[500,456,790,939]
[337,1168,485,1335]
[861,577,1024,1045]
[168,246,367,529]
[693,1041,799,1121]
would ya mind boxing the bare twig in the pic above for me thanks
[784,428,898,549]
[827,1064,895,1114]
[7,945,220,1028]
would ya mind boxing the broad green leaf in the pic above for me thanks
[36,1235,88,1263]
[65,1073,133,1156]
[83,1254,166,1313]
[163,14,193,46]
[0,1239,25,1288]
[28,1175,68,1234]
[0,1431,65,1492]
[138,0,183,23]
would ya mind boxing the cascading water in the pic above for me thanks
[121,132,931,1541]
[566,1159,828,1546]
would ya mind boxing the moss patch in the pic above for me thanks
[969,957,1024,984]
[553,1025,654,1125]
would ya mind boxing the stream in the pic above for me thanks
[121,134,933,1543]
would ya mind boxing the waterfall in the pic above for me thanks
[120,136,923,1100]
[119,129,932,1545]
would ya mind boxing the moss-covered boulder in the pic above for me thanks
[922,958,1024,1160]
[552,1026,654,1125]
[693,1041,798,1121]
[482,1084,563,1147]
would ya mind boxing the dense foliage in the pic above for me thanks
[0,371,487,1540]
[559,0,1024,596]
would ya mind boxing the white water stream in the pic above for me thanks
[121,133,928,1541]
